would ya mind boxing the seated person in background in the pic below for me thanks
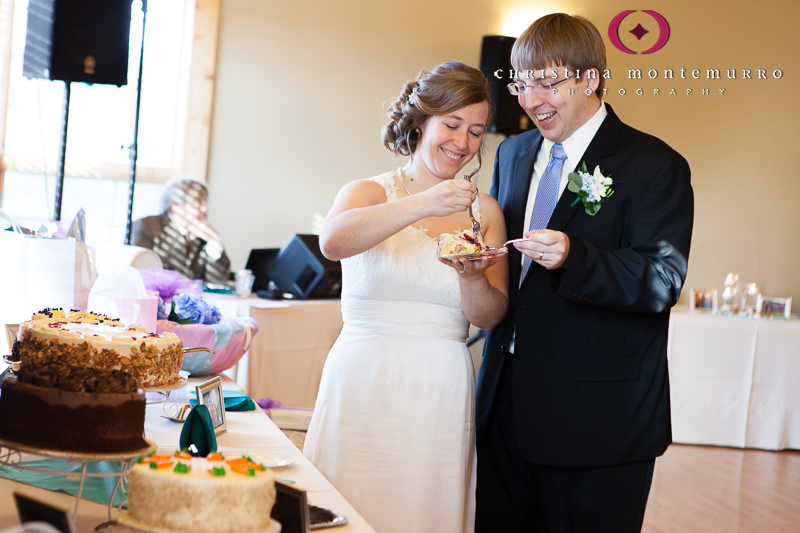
[132,176,231,284]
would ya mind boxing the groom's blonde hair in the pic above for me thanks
[511,13,607,95]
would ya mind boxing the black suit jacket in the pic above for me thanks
[477,104,694,468]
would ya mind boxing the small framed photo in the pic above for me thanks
[757,295,792,320]
[689,289,717,313]
[5,323,19,353]
[271,481,310,533]
[14,492,77,533]
[196,376,227,437]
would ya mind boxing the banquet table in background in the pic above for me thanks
[203,293,343,409]
[0,375,375,532]
[246,300,343,409]
[667,309,800,450]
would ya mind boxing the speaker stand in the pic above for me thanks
[124,0,148,245]
[53,81,70,222]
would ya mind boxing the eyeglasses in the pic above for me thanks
[506,76,575,96]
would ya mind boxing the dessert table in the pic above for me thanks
[0,375,375,532]
[202,296,800,451]
[667,309,800,450]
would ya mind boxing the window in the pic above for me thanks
[0,0,208,246]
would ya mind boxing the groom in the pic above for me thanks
[476,13,693,532]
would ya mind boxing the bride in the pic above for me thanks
[303,61,509,533]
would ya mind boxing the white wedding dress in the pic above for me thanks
[304,170,477,533]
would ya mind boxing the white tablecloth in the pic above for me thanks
[0,375,375,532]
[203,293,343,409]
[668,310,800,450]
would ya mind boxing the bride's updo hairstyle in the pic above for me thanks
[383,61,491,157]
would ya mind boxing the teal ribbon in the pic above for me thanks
[189,390,256,412]
[0,459,128,506]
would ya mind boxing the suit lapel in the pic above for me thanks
[506,133,543,290]
[547,105,622,233]
[518,104,623,286]
[507,133,543,240]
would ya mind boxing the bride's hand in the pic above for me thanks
[438,254,505,278]
[415,180,476,218]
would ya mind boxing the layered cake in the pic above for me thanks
[0,362,148,454]
[121,452,277,533]
[437,229,486,257]
[16,308,183,388]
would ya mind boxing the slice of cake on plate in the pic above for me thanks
[437,229,486,257]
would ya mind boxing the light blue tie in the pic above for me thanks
[520,142,568,282]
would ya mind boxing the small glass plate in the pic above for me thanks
[439,248,508,260]
[218,451,296,468]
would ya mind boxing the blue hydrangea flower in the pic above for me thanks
[172,293,222,325]
[157,296,169,320]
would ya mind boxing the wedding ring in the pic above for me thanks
[539,252,544,260]
[457,264,466,274]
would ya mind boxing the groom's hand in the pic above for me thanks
[514,230,570,270]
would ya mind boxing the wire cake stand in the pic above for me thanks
[0,437,156,519]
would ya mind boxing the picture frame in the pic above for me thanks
[689,289,717,313]
[14,492,77,533]
[270,481,349,532]
[757,295,792,320]
[271,481,311,533]
[5,323,19,354]
[195,376,227,437]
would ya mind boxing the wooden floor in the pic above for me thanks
[643,444,800,532]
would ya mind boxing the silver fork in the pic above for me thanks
[459,153,508,255]
[461,151,482,241]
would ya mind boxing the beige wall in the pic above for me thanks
[207,0,798,307]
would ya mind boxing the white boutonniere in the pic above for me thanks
[568,162,614,216]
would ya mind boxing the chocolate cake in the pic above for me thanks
[0,363,148,454]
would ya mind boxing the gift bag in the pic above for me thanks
[0,232,96,354]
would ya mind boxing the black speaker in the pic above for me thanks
[479,35,535,136]
[23,0,133,86]
[266,235,342,300]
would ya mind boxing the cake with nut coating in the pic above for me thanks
[16,308,182,388]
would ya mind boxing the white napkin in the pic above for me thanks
[88,266,158,331]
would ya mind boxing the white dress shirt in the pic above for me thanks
[520,101,609,263]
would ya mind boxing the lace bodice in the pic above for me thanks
[340,171,481,311]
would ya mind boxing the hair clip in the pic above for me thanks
[407,86,417,105]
